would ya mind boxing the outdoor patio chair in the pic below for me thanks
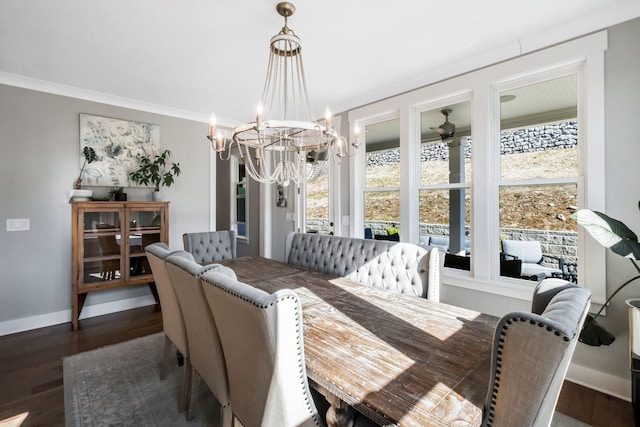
[501,239,565,280]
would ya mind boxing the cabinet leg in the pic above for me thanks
[73,293,88,331]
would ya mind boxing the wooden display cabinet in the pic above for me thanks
[70,201,169,330]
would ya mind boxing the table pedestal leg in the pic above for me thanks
[325,394,355,427]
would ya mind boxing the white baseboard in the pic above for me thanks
[567,362,631,402]
[0,295,158,336]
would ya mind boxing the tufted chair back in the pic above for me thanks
[482,278,591,427]
[145,243,191,413]
[200,269,324,427]
[182,230,236,265]
[284,232,440,301]
[165,253,236,424]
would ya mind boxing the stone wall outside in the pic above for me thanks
[366,121,578,165]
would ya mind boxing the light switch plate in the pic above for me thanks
[286,212,295,221]
[7,218,30,231]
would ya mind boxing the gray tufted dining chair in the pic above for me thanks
[200,269,326,427]
[144,243,191,414]
[482,278,591,427]
[165,253,235,425]
[183,230,236,265]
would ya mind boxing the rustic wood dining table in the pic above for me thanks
[218,256,499,427]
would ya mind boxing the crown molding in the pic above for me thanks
[0,71,219,124]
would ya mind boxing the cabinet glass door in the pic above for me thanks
[128,209,162,278]
[82,210,122,285]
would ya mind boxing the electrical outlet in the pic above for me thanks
[342,215,350,226]
[7,218,30,231]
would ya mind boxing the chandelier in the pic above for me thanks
[206,2,360,186]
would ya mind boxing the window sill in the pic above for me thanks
[441,269,535,301]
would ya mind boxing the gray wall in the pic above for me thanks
[0,85,211,329]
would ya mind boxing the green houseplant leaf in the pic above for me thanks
[572,209,640,346]
[128,149,181,191]
[75,146,97,189]
[574,209,640,259]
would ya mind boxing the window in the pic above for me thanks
[232,157,247,239]
[498,75,578,281]
[348,32,606,302]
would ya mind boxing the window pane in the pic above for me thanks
[499,184,578,280]
[236,197,246,222]
[500,75,578,181]
[420,101,472,186]
[234,158,247,238]
[365,118,400,188]
[499,185,577,232]
[305,160,330,234]
[238,162,246,181]
[364,191,400,238]
[419,189,471,258]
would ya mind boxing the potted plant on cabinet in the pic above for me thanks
[71,146,97,201]
[109,186,127,201]
[128,149,181,201]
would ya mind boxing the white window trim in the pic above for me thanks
[348,31,607,303]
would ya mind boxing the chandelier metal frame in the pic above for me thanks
[207,2,359,186]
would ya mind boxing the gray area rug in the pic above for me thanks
[552,412,592,427]
[63,333,219,426]
[63,332,591,426]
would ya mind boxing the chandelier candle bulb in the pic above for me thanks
[336,137,345,157]
[325,108,331,130]
[208,114,217,140]
[216,131,224,151]
[256,102,263,130]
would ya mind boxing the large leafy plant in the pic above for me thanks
[572,209,640,346]
[75,146,97,189]
[128,149,181,191]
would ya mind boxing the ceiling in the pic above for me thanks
[1,1,639,128]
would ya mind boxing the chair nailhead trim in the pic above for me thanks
[485,315,573,425]
[202,277,322,426]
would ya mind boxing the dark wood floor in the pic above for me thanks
[0,305,634,426]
